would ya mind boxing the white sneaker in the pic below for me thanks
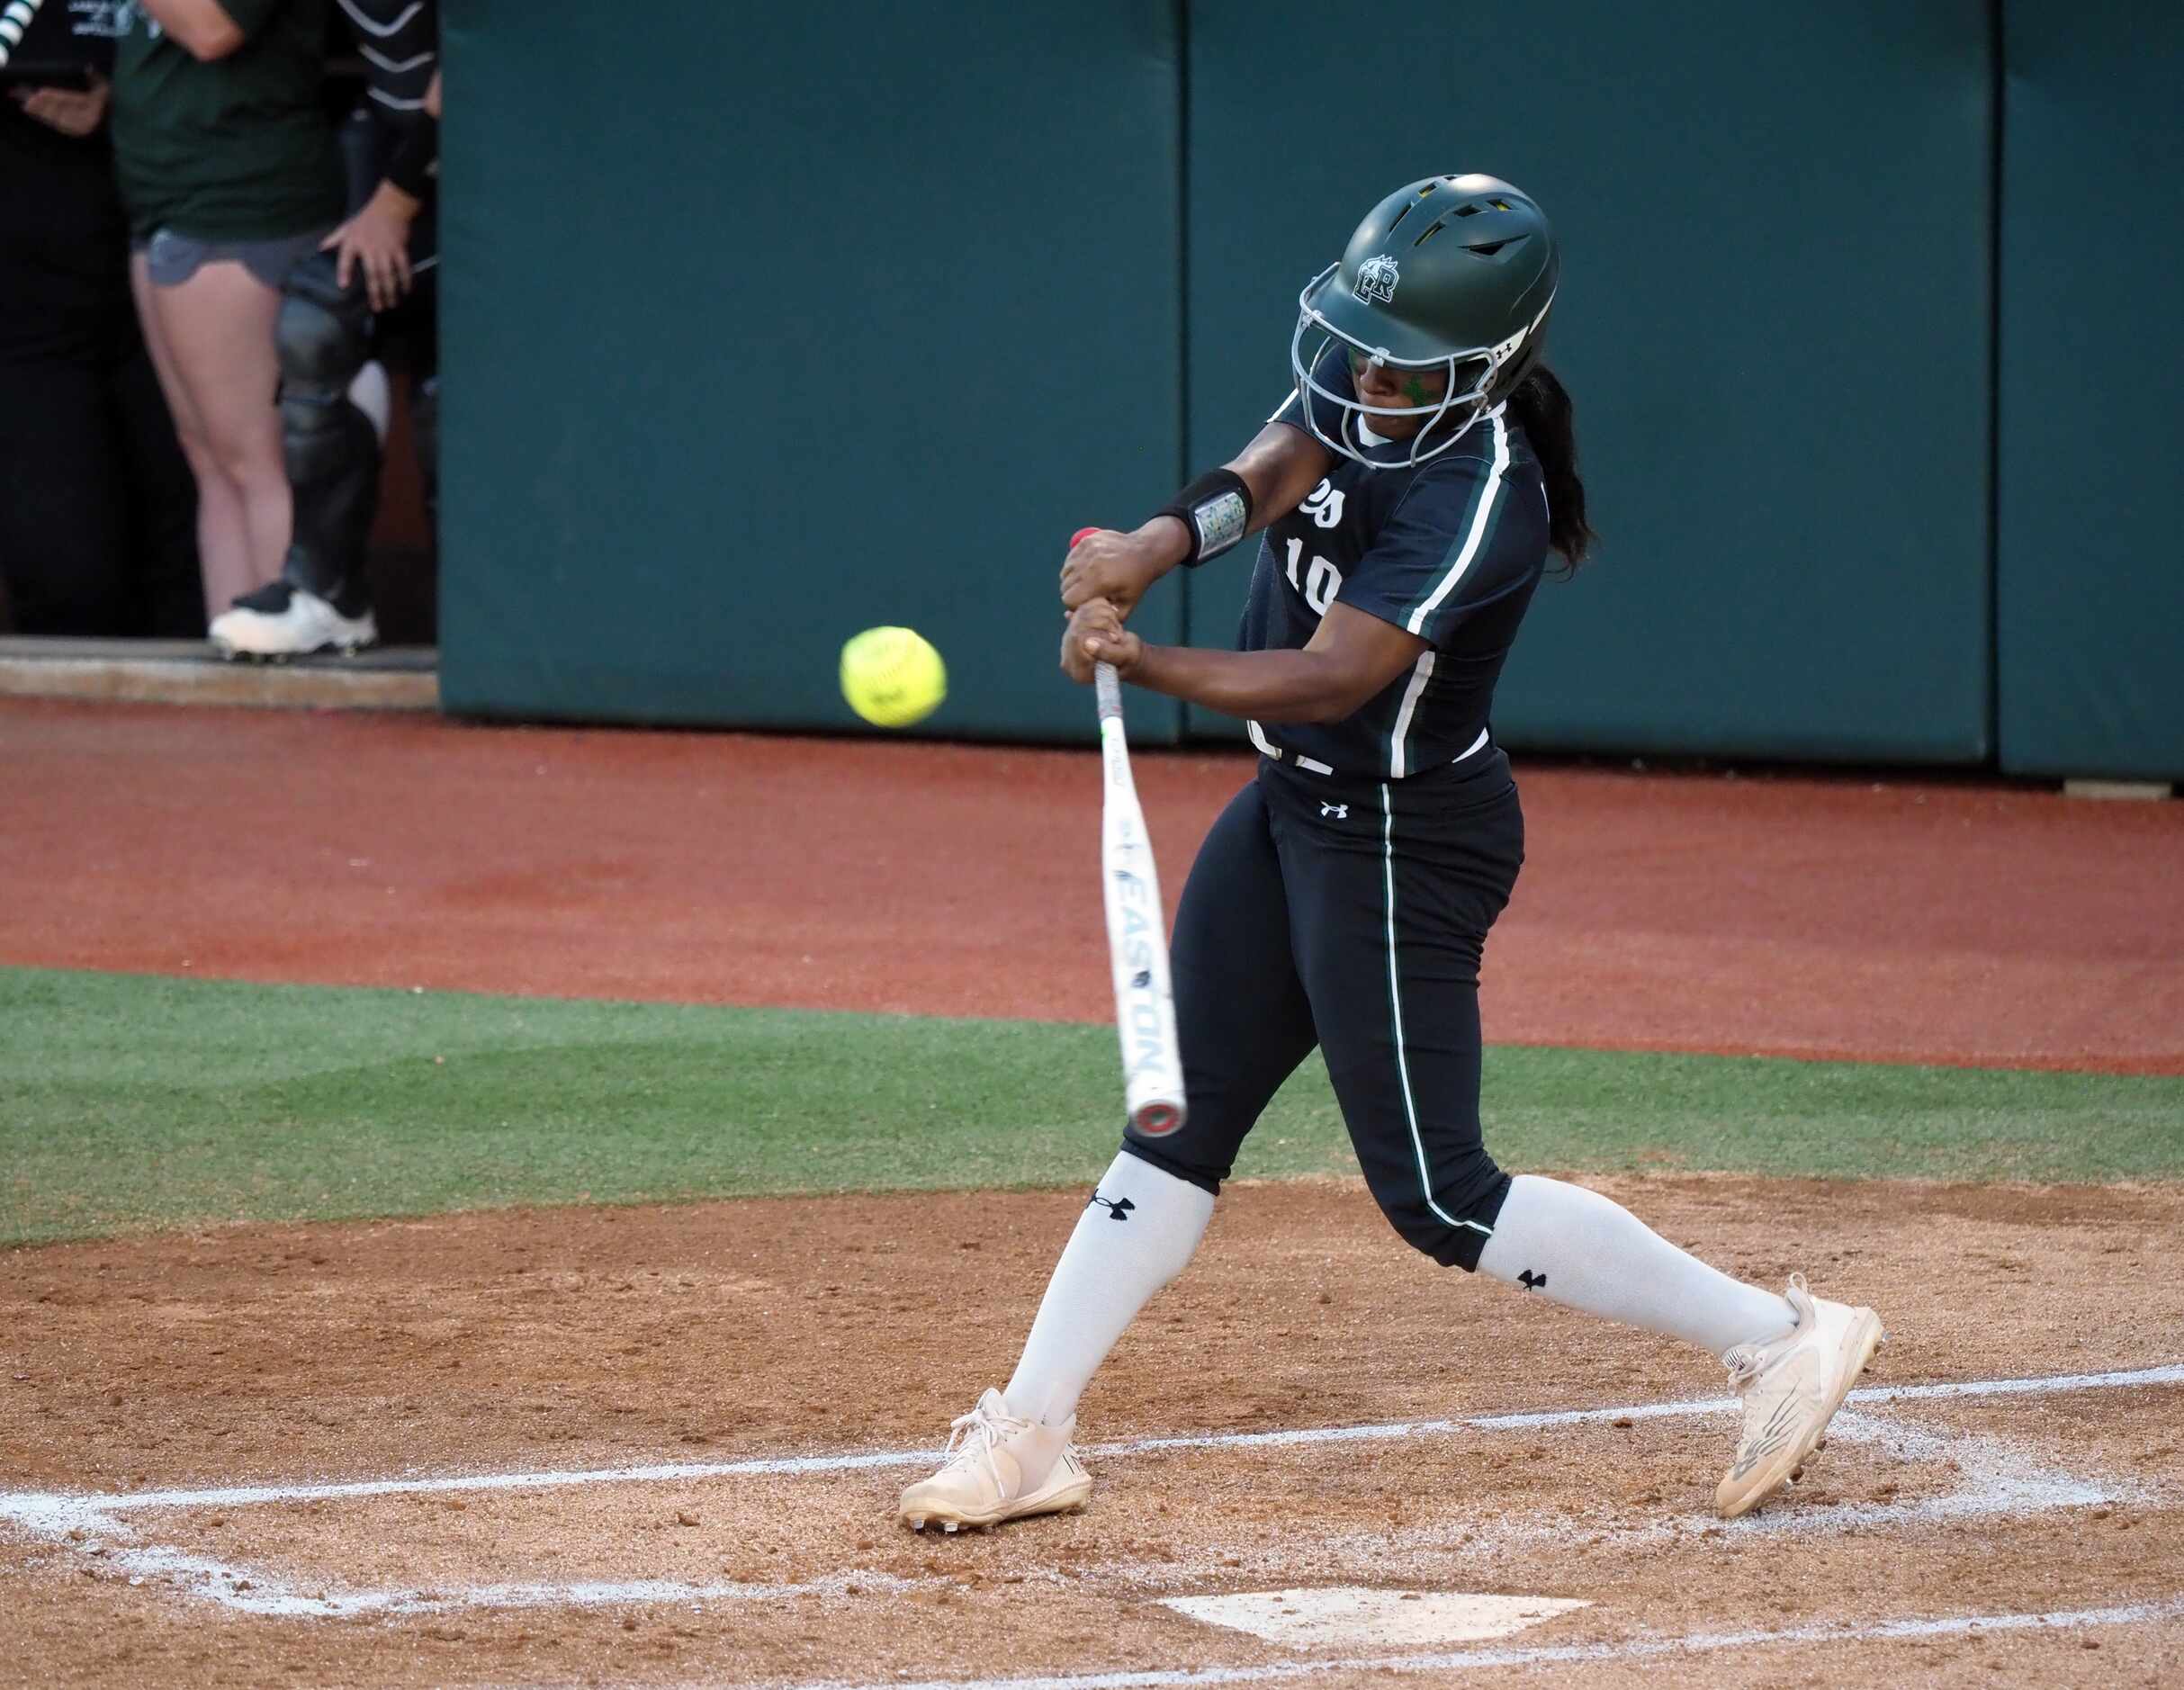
[211,582,378,659]
[1716,1274,1885,1518]
[897,1389,1092,1533]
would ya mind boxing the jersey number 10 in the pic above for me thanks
[1283,537,1344,617]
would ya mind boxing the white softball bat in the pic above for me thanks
[1094,660,1185,1137]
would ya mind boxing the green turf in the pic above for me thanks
[3,967,2179,1246]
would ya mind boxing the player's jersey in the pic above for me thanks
[1238,355,1550,780]
[333,0,437,254]
[335,0,438,138]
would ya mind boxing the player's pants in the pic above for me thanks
[1123,750,1523,1271]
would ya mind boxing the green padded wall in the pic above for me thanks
[1184,1,1995,761]
[438,2,1185,742]
[1995,4,2184,778]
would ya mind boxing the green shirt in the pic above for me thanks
[111,0,343,243]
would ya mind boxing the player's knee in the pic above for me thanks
[1117,1133,1227,1200]
[277,271,380,493]
[277,261,370,401]
[202,420,285,491]
[1369,1148,1510,1272]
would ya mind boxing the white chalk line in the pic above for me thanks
[768,1596,2184,1690]
[0,1361,2174,1622]
[15,1538,930,1619]
[8,1517,944,1620]
[1299,1407,2137,1572]
[9,1360,2177,1522]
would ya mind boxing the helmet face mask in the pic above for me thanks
[1290,174,1559,470]
[1290,279,1509,468]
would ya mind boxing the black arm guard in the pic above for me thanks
[385,114,438,201]
[1157,467,1253,566]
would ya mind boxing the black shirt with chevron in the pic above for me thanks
[337,0,438,118]
[1236,355,1549,780]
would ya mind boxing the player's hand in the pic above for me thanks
[1060,598,1143,684]
[11,75,110,139]
[1060,522,1185,619]
[322,182,422,313]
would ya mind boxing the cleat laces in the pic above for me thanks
[937,1392,1026,1494]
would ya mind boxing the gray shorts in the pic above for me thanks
[135,227,329,290]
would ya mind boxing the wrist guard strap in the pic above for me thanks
[1157,467,1253,566]
[385,115,439,202]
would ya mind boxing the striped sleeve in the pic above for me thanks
[1335,411,1531,646]
[336,0,440,111]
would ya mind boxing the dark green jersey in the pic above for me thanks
[111,0,342,242]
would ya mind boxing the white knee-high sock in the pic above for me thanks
[1002,1152,1215,1426]
[1477,1174,1795,1356]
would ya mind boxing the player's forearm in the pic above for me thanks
[1134,516,1195,580]
[1122,643,1363,724]
[139,0,245,58]
[1145,427,1332,576]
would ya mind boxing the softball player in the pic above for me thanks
[900,175,1883,1533]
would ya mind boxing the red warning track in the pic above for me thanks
[2,697,2178,1073]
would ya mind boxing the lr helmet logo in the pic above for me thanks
[1353,253,1399,305]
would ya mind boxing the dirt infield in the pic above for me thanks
[1,697,2180,1071]
[4,1177,2182,1686]
[4,697,2183,1684]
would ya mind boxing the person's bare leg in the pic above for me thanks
[144,259,292,615]
[131,255,247,626]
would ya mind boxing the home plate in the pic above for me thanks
[1160,1587,1590,1649]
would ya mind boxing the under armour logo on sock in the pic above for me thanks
[1320,802,1348,820]
[1088,1194,1135,1221]
[1518,1269,1548,1290]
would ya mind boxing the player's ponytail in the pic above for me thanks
[1507,365,1595,569]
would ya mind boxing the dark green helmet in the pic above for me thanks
[1290,174,1559,468]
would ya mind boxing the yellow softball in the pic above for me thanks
[840,626,948,728]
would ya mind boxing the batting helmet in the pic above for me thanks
[1290,174,1559,468]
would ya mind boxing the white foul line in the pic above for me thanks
[8,1361,2173,1521]
[0,1360,2173,1624]
[775,1596,2184,1690]
[4,1404,2138,1622]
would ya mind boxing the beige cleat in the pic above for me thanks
[1715,1274,1885,1519]
[897,1389,1093,1533]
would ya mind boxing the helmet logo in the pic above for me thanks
[1353,254,1400,306]
[1488,298,1556,366]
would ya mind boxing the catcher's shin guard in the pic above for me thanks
[276,253,380,616]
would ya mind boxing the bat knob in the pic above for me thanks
[1070,527,1102,548]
